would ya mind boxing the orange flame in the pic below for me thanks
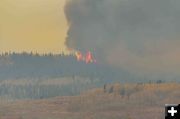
[75,51,83,61]
[86,51,93,63]
[75,51,96,64]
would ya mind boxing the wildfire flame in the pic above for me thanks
[75,51,84,61]
[75,51,96,64]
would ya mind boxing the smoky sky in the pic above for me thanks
[65,0,180,77]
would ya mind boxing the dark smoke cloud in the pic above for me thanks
[65,0,180,77]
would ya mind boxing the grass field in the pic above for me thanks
[0,82,179,119]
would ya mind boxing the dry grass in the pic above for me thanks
[0,82,179,119]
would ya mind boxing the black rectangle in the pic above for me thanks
[165,104,180,119]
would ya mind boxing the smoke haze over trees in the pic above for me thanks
[0,53,128,81]
[65,0,180,79]
[0,53,179,83]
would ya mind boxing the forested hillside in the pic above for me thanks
[0,53,176,99]
[0,53,130,99]
[0,53,128,81]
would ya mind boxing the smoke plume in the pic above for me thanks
[64,0,180,78]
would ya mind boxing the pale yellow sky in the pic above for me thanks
[0,0,68,54]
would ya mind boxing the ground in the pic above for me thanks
[0,83,179,119]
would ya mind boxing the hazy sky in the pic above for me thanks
[0,0,68,54]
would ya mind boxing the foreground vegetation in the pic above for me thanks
[0,77,102,100]
[0,82,179,119]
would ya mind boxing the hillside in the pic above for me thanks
[0,82,179,119]
[0,53,128,82]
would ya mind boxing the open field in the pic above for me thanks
[0,82,179,119]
